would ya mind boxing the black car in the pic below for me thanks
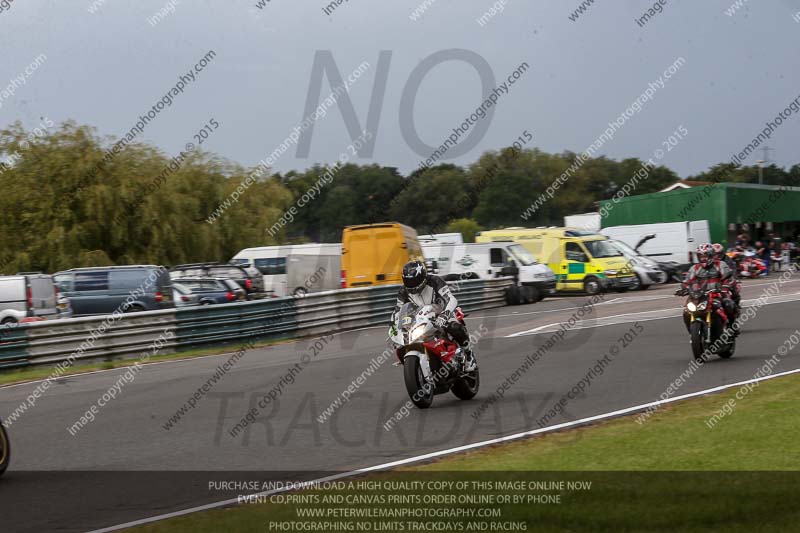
[172,278,246,305]
[169,263,262,298]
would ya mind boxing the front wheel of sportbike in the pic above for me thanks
[451,366,480,401]
[690,321,705,362]
[403,356,434,409]
[0,422,10,477]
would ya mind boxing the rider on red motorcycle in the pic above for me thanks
[391,260,476,371]
[679,243,738,333]
[713,242,741,318]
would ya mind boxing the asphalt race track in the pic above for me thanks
[2,278,800,532]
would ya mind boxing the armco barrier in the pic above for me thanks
[0,277,513,369]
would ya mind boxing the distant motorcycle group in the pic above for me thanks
[727,249,768,278]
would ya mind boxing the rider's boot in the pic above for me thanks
[462,344,477,372]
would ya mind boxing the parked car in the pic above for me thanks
[606,239,668,290]
[172,277,245,305]
[172,282,201,307]
[220,278,246,301]
[169,263,263,299]
[231,243,341,297]
[0,273,59,324]
[53,265,173,316]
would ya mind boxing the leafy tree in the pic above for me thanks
[445,218,482,243]
[388,165,470,233]
[0,121,294,272]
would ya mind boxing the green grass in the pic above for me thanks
[0,336,291,387]
[129,373,800,533]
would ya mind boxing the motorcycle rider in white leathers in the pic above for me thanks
[390,260,477,372]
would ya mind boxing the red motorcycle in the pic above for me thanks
[677,281,736,361]
[389,303,479,408]
[728,250,766,278]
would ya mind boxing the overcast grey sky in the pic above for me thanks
[2,0,799,178]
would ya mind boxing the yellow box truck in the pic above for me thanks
[476,227,636,294]
[341,223,423,288]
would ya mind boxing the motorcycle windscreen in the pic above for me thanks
[397,302,417,330]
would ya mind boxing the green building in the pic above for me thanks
[599,182,800,246]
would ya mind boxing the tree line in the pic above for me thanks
[1,120,798,274]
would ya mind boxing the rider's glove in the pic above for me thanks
[434,315,449,329]
[674,288,687,296]
[388,324,397,337]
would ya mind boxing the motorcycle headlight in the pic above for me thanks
[410,324,427,341]
[687,302,697,312]
[698,301,708,311]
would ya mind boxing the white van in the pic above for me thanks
[0,274,60,324]
[564,212,601,232]
[601,221,711,266]
[418,233,464,245]
[422,242,556,303]
[231,244,342,297]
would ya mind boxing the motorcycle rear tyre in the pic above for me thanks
[452,368,480,400]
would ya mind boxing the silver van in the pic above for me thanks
[0,273,59,324]
[54,265,173,316]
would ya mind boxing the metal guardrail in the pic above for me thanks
[0,277,514,370]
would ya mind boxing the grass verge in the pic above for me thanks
[130,373,800,533]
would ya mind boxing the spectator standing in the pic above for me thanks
[756,240,770,275]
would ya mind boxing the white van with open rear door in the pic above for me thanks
[601,220,711,266]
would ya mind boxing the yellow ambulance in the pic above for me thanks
[475,227,636,294]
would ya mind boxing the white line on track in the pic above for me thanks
[88,366,800,533]
[506,309,681,337]
[505,293,800,337]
